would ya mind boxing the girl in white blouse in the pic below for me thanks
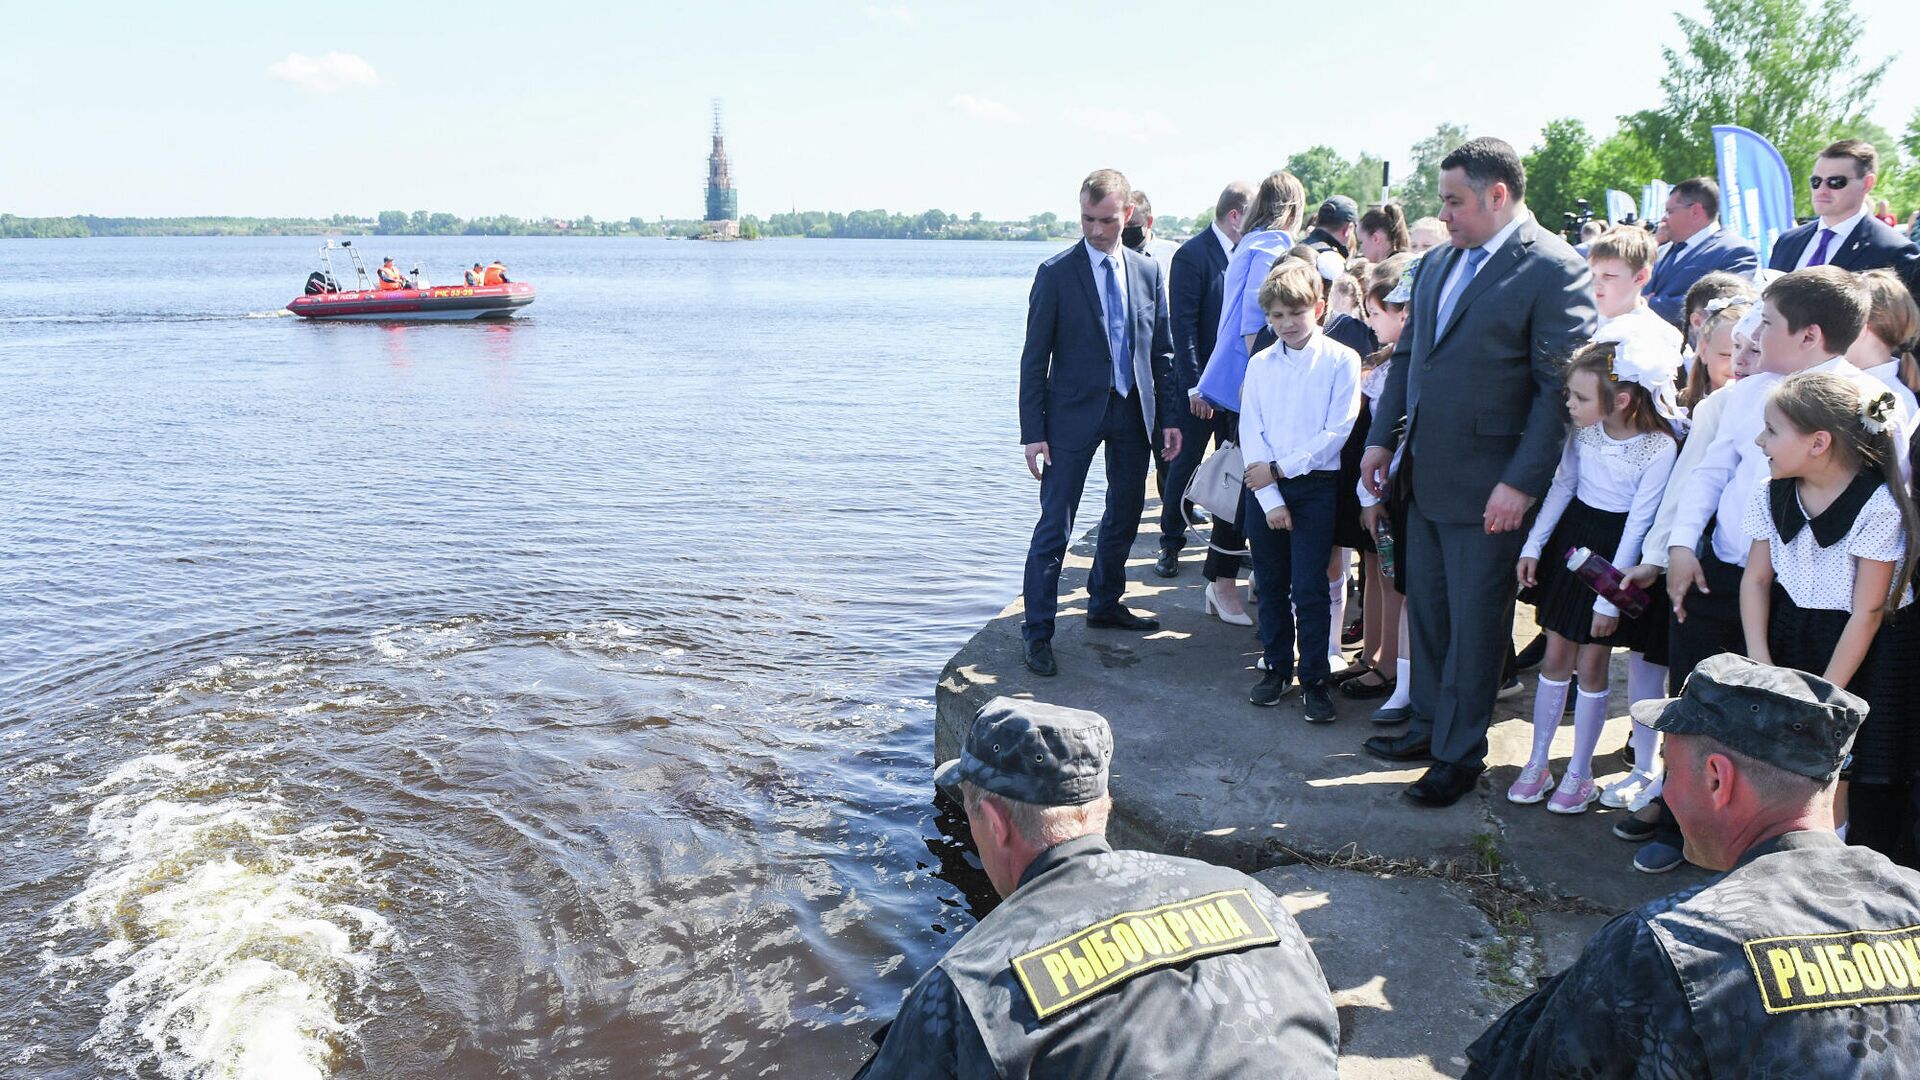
[1742,371,1920,855]
[1509,339,1680,813]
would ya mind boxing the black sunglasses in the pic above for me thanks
[1809,175,1853,190]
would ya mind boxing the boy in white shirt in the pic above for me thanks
[1589,227,1683,357]
[1241,258,1363,722]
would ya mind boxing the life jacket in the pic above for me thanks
[482,263,507,286]
[377,264,405,290]
[464,268,484,286]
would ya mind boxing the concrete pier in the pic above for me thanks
[935,498,1707,1077]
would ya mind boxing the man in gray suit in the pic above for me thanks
[1358,138,1597,807]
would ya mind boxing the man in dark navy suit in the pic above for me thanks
[1768,140,1920,298]
[1644,178,1758,327]
[1018,169,1184,676]
[1154,180,1253,579]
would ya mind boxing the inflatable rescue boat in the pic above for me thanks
[286,241,535,321]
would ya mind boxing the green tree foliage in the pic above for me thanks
[1285,147,1388,216]
[1398,123,1470,223]
[1341,154,1387,209]
[0,213,89,237]
[1578,129,1664,215]
[1285,146,1349,211]
[1524,119,1595,222]
[1620,0,1889,216]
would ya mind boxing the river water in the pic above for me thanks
[0,236,1104,1078]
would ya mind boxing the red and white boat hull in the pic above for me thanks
[286,282,535,321]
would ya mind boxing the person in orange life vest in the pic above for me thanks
[482,261,509,286]
[464,263,485,286]
[377,258,406,291]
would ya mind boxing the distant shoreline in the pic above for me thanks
[0,231,1094,243]
[1,213,1093,243]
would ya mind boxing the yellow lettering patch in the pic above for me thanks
[1743,925,1920,1014]
[1011,889,1279,1019]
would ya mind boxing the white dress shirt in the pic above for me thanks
[1862,360,1920,422]
[1240,330,1362,512]
[1597,303,1683,355]
[1356,361,1395,509]
[1084,239,1129,335]
[1434,211,1528,314]
[1642,384,1731,568]
[1793,207,1873,269]
[1668,356,1912,566]
[1522,425,1679,617]
[1211,222,1235,262]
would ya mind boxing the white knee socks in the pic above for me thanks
[1626,653,1667,703]
[1569,688,1611,780]
[1529,675,1571,769]
[1382,658,1412,709]
[1327,577,1347,670]
[1626,653,1666,780]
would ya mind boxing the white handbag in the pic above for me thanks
[1184,441,1245,526]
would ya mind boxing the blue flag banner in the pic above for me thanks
[1713,124,1794,267]
[1605,190,1638,226]
[1641,180,1671,224]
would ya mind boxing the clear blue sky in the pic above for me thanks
[4,0,1917,220]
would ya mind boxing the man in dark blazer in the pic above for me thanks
[1644,177,1758,327]
[1768,139,1920,298]
[1019,169,1184,677]
[1358,138,1597,807]
[1154,180,1253,578]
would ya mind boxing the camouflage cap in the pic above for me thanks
[935,697,1112,806]
[1629,653,1867,782]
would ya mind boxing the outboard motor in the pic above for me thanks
[305,271,339,295]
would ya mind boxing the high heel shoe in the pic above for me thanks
[1205,582,1253,626]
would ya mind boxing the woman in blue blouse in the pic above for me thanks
[1192,170,1305,623]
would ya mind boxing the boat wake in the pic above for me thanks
[40,659,395,1080]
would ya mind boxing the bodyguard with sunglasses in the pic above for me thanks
[1768,139,1920,298]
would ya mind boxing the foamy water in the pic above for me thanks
[43,684,394,1079]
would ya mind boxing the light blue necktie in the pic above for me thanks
[1104,256,1132,396]
[1435,246,1490,335]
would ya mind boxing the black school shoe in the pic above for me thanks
[1302,682,1336,723]
[1612,814,1661,842]
[1249,670,1294,706]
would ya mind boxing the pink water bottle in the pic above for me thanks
[1566,547,1650,619]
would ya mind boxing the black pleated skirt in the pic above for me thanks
[1332,399,1375,553]
[1768,584,1918,785]
[1520,498,1664,653]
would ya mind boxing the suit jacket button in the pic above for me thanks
[1424,362,1432,370]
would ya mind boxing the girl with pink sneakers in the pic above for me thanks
[1509,334,1680,813]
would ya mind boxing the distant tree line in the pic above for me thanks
[0,213,371,238]
[0,209,1090,241]
[742,208,1082,241]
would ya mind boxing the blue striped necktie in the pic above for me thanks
[1104,256,1132,396]
[1436,246,1490,334]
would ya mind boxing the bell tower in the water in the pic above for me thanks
[703,100,739,240]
